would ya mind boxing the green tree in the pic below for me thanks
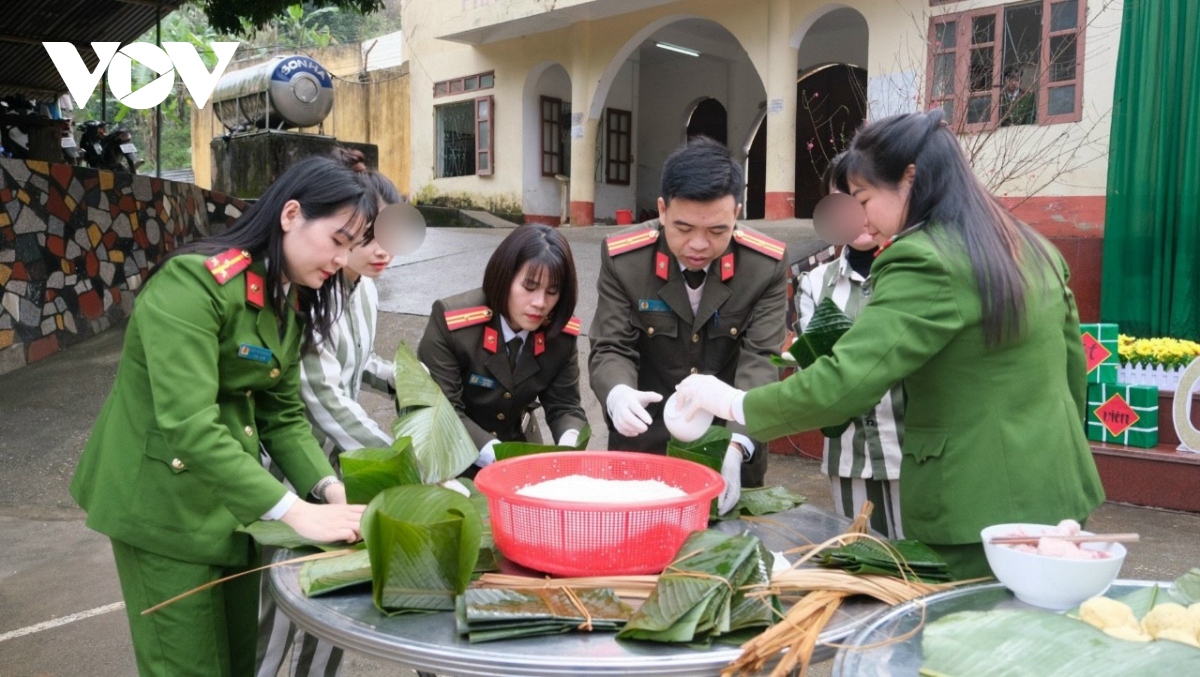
[195,0,384,35]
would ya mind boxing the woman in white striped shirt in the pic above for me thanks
[796,155,907,539]
[257,159,402,677]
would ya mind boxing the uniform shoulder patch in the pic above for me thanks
[733,229,786,260]
[563,316,582,336]
[444,305,493,331]
[606,228,659,256]
[204,248,252,285]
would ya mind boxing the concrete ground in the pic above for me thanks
[2,225,1199,677]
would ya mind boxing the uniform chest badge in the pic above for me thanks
[237,343,273,364]
[638,299,670,312]
[468,373,498,389]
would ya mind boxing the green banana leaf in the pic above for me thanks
[820,539,952,583]
[919,609,1200,677]
[390,341,478,483]
[713,485,807,522]
[788,297,853,368]
[666,426,733,472]
[1170,567,1200,605]
[618,530,776,644]
[339,437,421,504]
[493,424,592,461]
[362,484,481,615]
[783,298,855,438]
[455,587,634,643]
[300,549,372,597]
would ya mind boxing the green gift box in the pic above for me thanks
[1086,382,1158,448]
[1080,323,1119,384]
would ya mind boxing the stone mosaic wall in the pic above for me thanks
[0,159,246,374]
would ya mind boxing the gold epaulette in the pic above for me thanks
[733,229,786,260]
[444,305,493,331]
[606,228,659,256]
[204,248,252,285]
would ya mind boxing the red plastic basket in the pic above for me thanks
[474,452,724,576]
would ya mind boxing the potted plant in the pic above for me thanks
[1117,334,1200,392]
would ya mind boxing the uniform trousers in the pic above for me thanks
[111,537,260,677]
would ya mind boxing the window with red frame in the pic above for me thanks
[927,0,1086,131]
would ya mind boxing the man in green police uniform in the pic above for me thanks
[588,138,789,514]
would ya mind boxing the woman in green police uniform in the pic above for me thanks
[419,224,588,473]
[676,110,1105,579]
[70,153,381,677]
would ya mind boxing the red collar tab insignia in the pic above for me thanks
[205,248,252,285]
[245,271,265,309]
[606,228,659,256]
[1096,393,1140,437]
[720,253,735,281]
[874,235,898,258]
[482,326,499,353]
[444,305,493,331]
[563,316,582,336]
[732,230,785,260]
[655,252,669,280]
[533,332,546,357]
[1081,332,1113,374]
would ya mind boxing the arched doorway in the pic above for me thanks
[521,63,571,225]
[794,64,867,217]
[686,98,728,145]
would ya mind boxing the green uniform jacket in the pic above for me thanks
[743,228,1105,544]
[70,252,336,566]
[418,289,588,448]
[588,221,789,487]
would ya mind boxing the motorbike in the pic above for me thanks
[76,120,143,173]
[58,119,80,164]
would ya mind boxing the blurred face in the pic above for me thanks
[827,183,876,252]
[658,195,741,271]
[1005,75,1020,93]
[848,166,915,246]
[506,262,560,332]
[346,238,393,280]
[279,200,362,288]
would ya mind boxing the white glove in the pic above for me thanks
[606,384,664,437]
[557,429,580,448]
[717,445,743,515]
[674,374,746,424]
[475,439,499,468]
[439,478,471,497]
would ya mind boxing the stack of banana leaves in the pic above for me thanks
[819,538,953,583]
[919,569,1200,676]
[617,530,781,646]
[666,427,806,521]
[455,587,635,643]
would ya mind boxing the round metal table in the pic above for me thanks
[830,579,1159,676]
[269,505,888,677]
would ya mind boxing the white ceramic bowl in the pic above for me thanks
[981,523,1127,610]
[662,392,713,442]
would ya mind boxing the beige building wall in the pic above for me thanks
[403,0,1121,224]
[190,43,410,196]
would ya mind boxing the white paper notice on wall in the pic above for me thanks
[768,98,784,116]
[571,125,584,139]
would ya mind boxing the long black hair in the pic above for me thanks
[841,109,1056,348]
[154,151,379,351]
[482,224,578,338]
